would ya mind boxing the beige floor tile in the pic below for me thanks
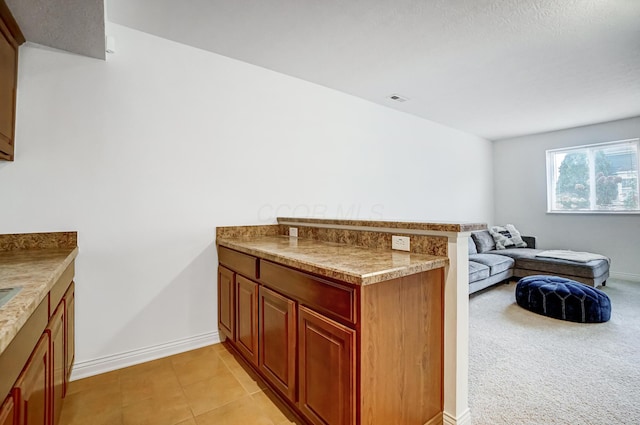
[194,395,274,425]
[216,347,235,363]
[218,351,267,394]
[252,390,297,425]
[61,346,295,425]
[122,392,193,425]
[66,369,120,396]
[172,350,229,387]
[60,380,122,418]
[170,345,218,365]
[175,419,198,425]
[59,405,123,425]
[182,369,248,416]
[211,342,228,352]
[121,362,183,406]
[119,357,173,377]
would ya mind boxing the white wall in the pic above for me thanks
[0,22,493,371]
[493,116,640,281]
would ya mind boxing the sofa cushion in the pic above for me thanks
[468,237,478,255]
[469,261,490,283]
[490,248,609,278]
[469,253,515,276]
[471,230,495,253]
[487,248,539,260]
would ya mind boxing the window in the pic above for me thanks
[546,139,640,213]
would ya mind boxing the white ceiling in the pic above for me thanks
[11,0,640,140]
[6,0,105,60]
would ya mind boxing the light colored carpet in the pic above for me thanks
[469,278,640,425]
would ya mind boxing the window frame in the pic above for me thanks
[546,138,640,215]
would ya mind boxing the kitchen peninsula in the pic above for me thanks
[216,217,484,425]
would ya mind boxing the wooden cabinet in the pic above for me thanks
[0,394,16,425]
[217,245,444,425]
[218,266,235,341]
[64,282,75,396]
[235,275,258,366]
[298,306,355,425]
[14,333,50,425]
[0,1,25,161]
[258,286,296,402]
[47,305,64,425]
[1,264,76,425]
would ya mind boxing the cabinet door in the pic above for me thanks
[64,282,75,396]
[259,286,296,402]
[298,306,355,425]
[0,394,16,425]
[0,17,18,160]
[14,333,50,425]
[48,304,65,425]
[218,266,235,341]
[235,275,258,366]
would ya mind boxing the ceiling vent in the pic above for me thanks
[388,94,409,102]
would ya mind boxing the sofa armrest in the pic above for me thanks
[522,236,536,249]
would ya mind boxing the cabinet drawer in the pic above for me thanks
[218,246,258,279]
[260,260,356,325]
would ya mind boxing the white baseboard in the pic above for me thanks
[443,408,471,425]
[610,271,640,283]
[70,331,221,381]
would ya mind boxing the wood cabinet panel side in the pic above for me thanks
[359,268,444,425]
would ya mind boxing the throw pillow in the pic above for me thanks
[504,224,527,248]
[468,236,478,255]
[489,224,527,250]
[471,230,496,253]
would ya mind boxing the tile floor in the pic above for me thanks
[60,343,301,425]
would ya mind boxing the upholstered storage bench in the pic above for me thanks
[515,275,611,323]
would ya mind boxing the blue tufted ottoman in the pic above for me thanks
[515,275,611,323]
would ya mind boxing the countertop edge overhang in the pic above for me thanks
[217,236,448,286]
[0,246,78,355]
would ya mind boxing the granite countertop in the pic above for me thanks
[277,217,486,232]
[217,235,448,285]
[0,247,78,355]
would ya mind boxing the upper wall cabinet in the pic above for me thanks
[0,0,24,161]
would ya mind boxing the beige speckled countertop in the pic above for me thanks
[277,217,486,232]
[217,235,448,285]
[0,247,78,355]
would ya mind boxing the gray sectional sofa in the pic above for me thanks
[468,230,610,294]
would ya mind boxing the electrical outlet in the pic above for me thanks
[392,235,410,252]
[289,227,298,237]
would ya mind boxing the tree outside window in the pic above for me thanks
[547,139,640,213]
